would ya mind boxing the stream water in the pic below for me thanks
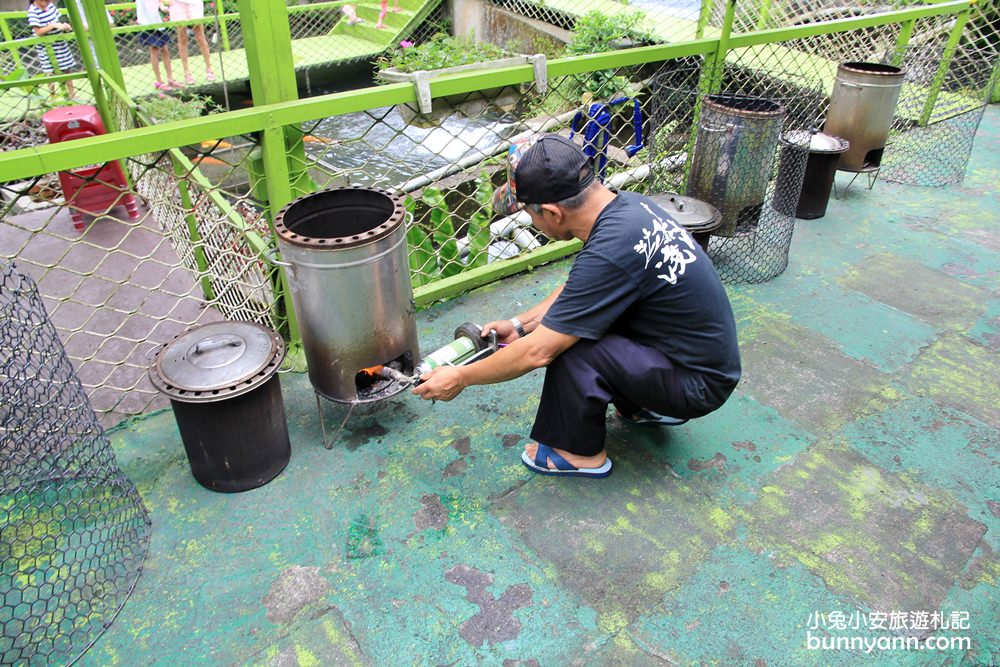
[304,105,520,189]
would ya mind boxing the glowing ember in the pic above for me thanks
[355,365,386,390]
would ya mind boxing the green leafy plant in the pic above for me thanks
[376,32,509,77]
[404,195,436,287]
[464,172,495,269]
[421,186,463,278]
[140,94,219,124]
[405,175,497,284]
[565,11,654,100]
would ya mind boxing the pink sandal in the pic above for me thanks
[153,81,172,92]
[185,74,196,85]
[168,79,184,88]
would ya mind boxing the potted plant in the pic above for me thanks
[376,32,546,125]
[565,11,655,103]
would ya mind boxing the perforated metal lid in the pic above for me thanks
[648,193,723,232]
[149,321,285,403]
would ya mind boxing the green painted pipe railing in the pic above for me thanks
[919,6,972,125]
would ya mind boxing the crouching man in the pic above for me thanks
[413,135,741,478]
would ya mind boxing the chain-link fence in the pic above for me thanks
[106,0,446,100]
[484,0,705,45]
[880,43,996,186]
[0,78,279,425]
[2,0,999,115]
[2,2,993,425]
[0,260,150,666]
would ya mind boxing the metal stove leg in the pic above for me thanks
[316,392,330,449]
[834,167,881,200]
[867,168,881,190]
[834,171,861,200]
[316,391,355,450]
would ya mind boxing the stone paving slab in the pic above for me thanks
[743,444,987,617]
[902,333,1000,430]
[839,253,991,332]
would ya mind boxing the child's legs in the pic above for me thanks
[192,25,212,68]
[149,46,163,81]
[159,45,174,79]
[169,4,192,73]
[176,27,190,72]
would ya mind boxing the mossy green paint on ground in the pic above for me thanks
[82,108,1000,665]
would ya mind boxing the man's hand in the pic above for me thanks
[411,365,465,401]
[481,319,518,345]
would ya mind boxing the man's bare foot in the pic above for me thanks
[523,443,607,470]
[375,22,387,28]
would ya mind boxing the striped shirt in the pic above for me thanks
[27,2,76,73]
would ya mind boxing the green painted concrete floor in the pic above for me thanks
[94,109,1000,666]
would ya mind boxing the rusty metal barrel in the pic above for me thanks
[687,94,785,237]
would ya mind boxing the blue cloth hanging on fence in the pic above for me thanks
[569,96,644,180]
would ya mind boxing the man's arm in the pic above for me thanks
[412,324,578,401]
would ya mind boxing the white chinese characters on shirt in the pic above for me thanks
[632,202,698,284]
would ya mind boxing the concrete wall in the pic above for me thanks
[448,0,570,54]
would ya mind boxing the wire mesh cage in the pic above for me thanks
[880,44,996,187]
[0,261,151,666]
[648,57,825,283]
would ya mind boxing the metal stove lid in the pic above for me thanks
[781,130,849,154]
[648,193,722,231]
[809,132,849,153]
[150,321,285,402]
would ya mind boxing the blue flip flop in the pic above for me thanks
[521,443,612,478]
[620,408,688,427]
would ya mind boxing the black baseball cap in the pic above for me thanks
[492,135,595,215]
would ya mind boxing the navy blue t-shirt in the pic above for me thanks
[542,191,741,409]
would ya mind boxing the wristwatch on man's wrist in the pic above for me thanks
[510,317,527,338]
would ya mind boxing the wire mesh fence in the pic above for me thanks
[0,81,279,425]
[0,260,150,666]
[2,2,996,424]
[486,0,705,44]
[880,44,996,186]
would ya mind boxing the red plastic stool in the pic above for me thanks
[42,105,139,231]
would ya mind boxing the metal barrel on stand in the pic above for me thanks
[823,62,905,172]
[272,187,420,404]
